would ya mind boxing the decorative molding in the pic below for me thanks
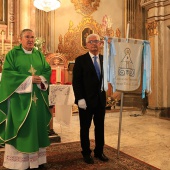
[0,0,7,24]
[8,0,14,34]
[146,21,158,36]
[71,0,100,16]
[140,0,153,6]
[140,0,170,10]
[140,0,169,7]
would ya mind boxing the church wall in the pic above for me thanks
[89,0,124,35]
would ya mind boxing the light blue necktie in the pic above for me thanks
[93,56,100,79]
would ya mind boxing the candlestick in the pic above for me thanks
[10,32,13,49]
[1,30,5,55]
[56,66,61,83]
[126,22,130,39]
[61,67,65,84]
[55,68,57,84]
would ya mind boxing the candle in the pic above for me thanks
[126,22,130,39]
[61,67,65,84]
[10,32,13,49]
[1,30,5,55]
[57,66,61,83]
[50,69,56,84]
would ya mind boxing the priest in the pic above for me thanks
[0,29,52,169]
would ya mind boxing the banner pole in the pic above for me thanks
[117,22,129,159]
[117,92,124,159]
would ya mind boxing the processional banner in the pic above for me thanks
[103,37,151,98]
[114,39,143,91]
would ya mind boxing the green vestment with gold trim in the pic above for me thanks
[0,45,52,153]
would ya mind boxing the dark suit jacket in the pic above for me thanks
[72,52,106,108]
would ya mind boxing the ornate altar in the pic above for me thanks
[56,16,121,61]
[45,52,70,84]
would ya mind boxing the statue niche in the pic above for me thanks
[45,53,69,84]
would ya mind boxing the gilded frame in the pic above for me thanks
[82,27,93,49]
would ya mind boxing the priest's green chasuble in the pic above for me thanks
[0,45,52,153]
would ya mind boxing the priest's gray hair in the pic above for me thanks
[20,29,33,38]
[86,34,100,43]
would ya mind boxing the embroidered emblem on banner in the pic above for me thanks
[118,48,135,77]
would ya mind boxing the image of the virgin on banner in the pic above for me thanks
[114,39,143,91]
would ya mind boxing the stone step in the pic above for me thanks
[123,93,148,108]
[145,108,170,120]
[160,108,170,120]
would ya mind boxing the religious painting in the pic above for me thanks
[82,28,93,49]
[0,0,7,24]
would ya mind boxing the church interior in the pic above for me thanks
[0,0,170,170]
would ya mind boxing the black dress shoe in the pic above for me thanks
[39,164,45,169]
[29,164,46,169]
[48,129,58,136]
[94,153,109,162]
[83,155,94,164]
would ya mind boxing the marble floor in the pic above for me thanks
[0,108,169,170]
[53,108,170,170]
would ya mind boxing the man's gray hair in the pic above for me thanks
[86,34,100,43]
[20,29,33,38]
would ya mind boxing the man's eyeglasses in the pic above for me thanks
[87,40,100,44]
[24,36,35,39]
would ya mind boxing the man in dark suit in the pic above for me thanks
[72,33,109,164]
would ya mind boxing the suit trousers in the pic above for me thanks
[78,104,105,156]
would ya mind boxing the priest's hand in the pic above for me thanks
[32,75,42,84]
[78,99,87,110]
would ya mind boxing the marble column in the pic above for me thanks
[19,0,30,30]
[141,0,170,115]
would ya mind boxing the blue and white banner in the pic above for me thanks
[114,38,143,91]
[103,37,151,98]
